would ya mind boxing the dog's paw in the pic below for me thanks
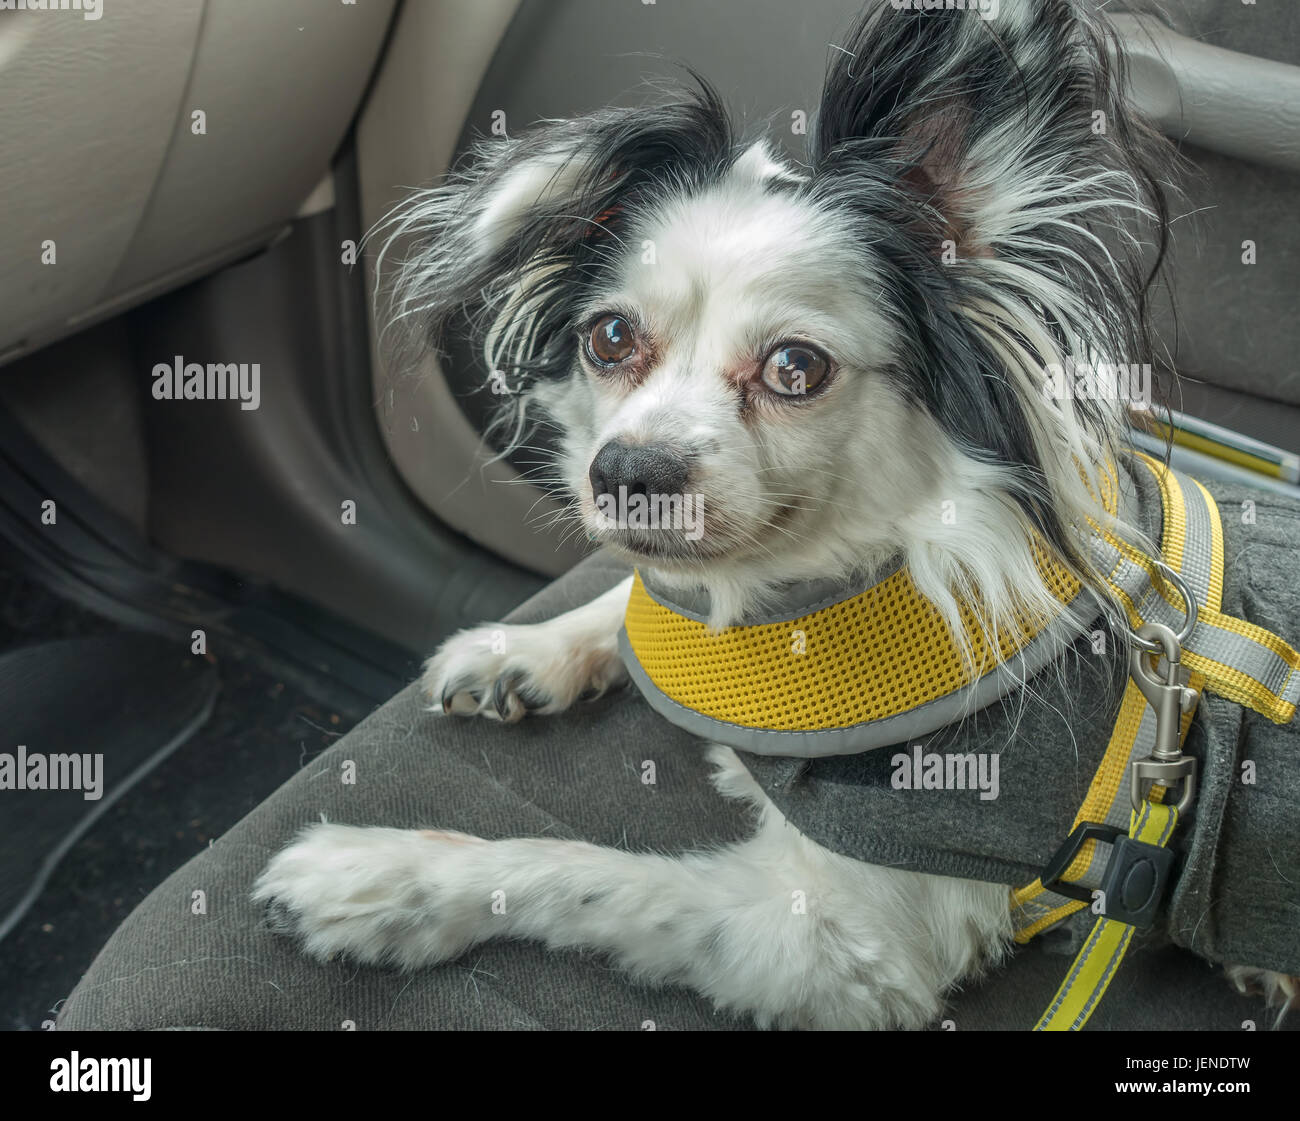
[422,619,626,722]
[252,823,491,968]
[1225,964,1298,1023]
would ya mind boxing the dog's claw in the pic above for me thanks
[440,678,483,716]
[262,896,299,935]
[492,675,521,721]
[491,677,509,718]
[519,684,549,711]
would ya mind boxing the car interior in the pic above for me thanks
[2,0,1298,1034]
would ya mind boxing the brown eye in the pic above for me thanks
[760,345,830,397]
[586,315,637,366]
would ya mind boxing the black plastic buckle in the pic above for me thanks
[1039,821,1179,928]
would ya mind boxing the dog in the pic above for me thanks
[254,0,1299,1028]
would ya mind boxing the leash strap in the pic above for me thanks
[1033,801,1179,1031]
[1014,457,1236,937]
[1026,455,1292,1029]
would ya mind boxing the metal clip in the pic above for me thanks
[1128,620,1198,814]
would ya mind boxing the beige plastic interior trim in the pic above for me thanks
[0,0,395,366]
[1114,13,1300,172]
[108,0,396,294]
[0,0,203,361]
[357,0,587,579]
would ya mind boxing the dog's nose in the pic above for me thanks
[589,441,690,503]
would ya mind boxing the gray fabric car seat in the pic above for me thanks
[56,551,1296,1031]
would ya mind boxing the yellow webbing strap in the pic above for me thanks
[1034,801,1179,1031]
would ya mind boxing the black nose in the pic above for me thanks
[589,441,690,504]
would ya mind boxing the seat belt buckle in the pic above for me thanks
[1038,821,1179,929]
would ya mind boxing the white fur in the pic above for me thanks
[254,741,1011,1030]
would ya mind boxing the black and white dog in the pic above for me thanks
[255,0,1296,1028]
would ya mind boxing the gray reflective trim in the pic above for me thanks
[1178,470,1215,604]
[1187,622,1300,704]
[1282,668,1300,708]
[1018,888,1081,926]
[1092,541,1153,609]
[1110,703,1160,831]
[1030,900,1072,925]
[618,597,1103,759]
[1120,578,1299,704]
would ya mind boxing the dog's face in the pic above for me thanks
[550,148,936,576]
[386,0,1169,626]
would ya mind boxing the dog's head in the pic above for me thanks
[382,0,1172,632]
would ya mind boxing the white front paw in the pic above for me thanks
[421,620,626,722]
[252,823,490,968]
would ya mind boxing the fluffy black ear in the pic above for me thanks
[810,0,1175,590]
[373,84,733,384]
[813,0,1168,261]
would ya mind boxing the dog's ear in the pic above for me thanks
[375,85,732,379]
[812,0,1164,262]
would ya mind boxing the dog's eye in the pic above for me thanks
[760,345,830,397]
[586,315,638,366]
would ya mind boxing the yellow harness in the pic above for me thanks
[620,454,1300,1030]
